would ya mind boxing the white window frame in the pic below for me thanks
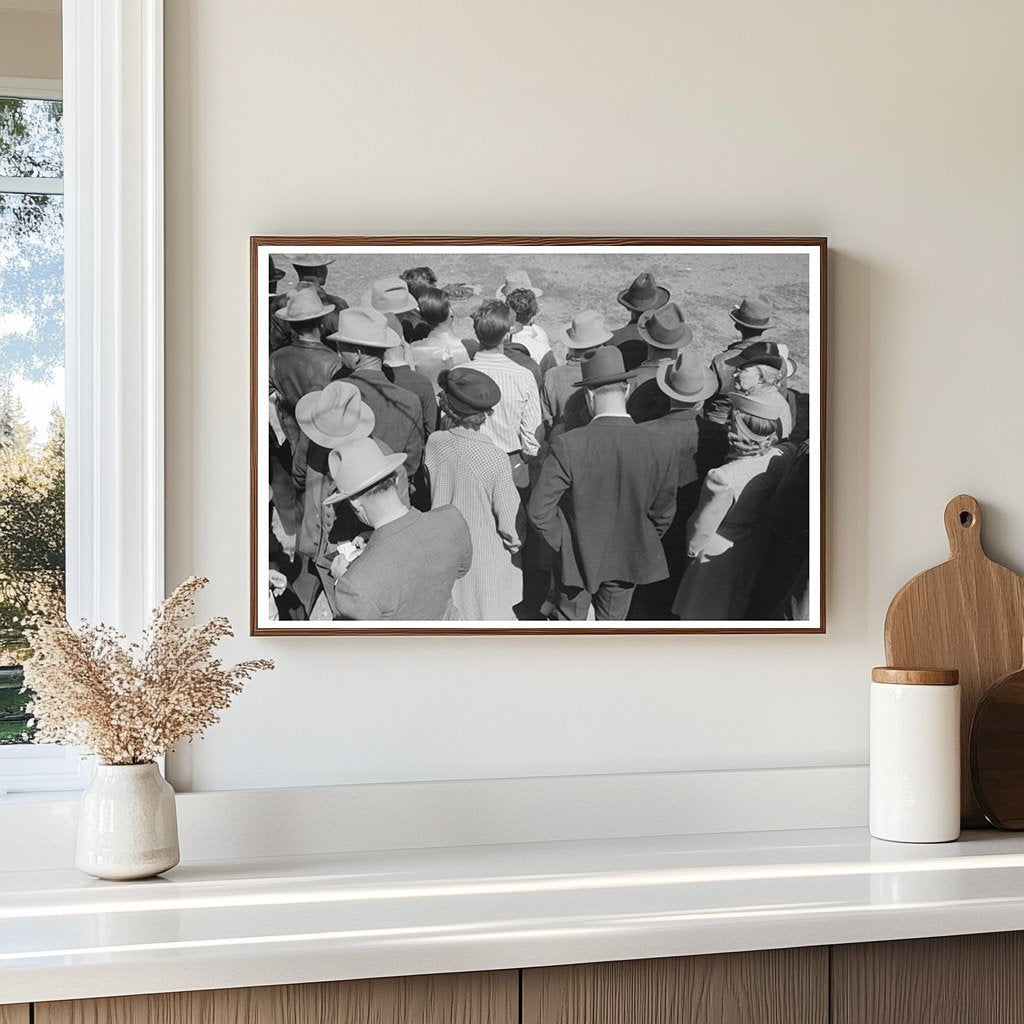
[0,76,64,194]
[0,75,84,796]
[0,0,164,797]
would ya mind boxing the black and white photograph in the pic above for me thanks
[251,238,825,634]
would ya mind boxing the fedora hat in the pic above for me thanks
[656,349,718,405]
[274,287,336,323]
[563,309,613,350]
[571,345,636,389]
[326,306,401,350]
[729,385,793,438]
[617,272,669,313]
[438,367,502,415]
[729,293,775,331]
[637,301,693,350]
[296,381,374,449]
[360,277,418,314]
[496,270,542,299]
[727,340,797,378]
[325,437,407,504]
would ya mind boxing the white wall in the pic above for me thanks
[163,0,1024,791]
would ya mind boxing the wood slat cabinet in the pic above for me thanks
[522,948,828,1024]
[34,972,518,1024]
[831,932,1024,1024]
[14,932,1024,1024]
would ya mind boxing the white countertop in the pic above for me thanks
[4,826,1024,1004]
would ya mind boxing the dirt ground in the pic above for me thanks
[276,250,812,391]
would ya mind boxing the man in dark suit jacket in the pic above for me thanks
[326,438,472,621]
[528,347,678,621]
[629,350,717,620]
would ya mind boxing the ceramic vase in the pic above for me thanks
[76,762,180,880]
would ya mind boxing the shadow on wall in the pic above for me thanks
[826,249,873,638]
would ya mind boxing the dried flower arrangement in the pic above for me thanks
[22,577,273,765]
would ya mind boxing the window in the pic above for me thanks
[1,7,167,797]
[0,79,82,795]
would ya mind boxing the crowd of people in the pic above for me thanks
[266,255,812,623]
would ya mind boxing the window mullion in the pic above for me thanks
[0,176,64,195]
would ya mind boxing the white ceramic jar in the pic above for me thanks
[870,667,961,843]
[76,762,180,880]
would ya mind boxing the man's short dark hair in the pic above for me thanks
[417,287,451,326]
[587,381,630,398]
[400,266,437,300]
[505,287,538,325]
[472,300,516,349]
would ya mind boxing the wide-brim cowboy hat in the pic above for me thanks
[274,292,336,323]
[360,279,418,314]
[656,360,718,405]
[324,439,407,504]
[326,306,402,350]
[295,382,375,449]
[330,324,401,350]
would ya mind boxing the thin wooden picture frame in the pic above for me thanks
[251,236,827,636]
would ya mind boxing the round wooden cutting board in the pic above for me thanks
[970,658,1024,829]
[884,495,1024,827]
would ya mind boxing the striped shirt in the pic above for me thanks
[470,349,542,457]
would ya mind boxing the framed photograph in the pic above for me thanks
[251,236,826,635]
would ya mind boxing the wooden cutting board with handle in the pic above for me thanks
[884,494,1024,826]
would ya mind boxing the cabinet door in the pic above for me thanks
[0,1007,30,1024]
[35,971,518,1024]
[832,932,1024,1024]
[523,949,828,1024]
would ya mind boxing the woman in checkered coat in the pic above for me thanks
[423,368,523,620]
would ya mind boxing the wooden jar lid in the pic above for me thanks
[871,667,960,686]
